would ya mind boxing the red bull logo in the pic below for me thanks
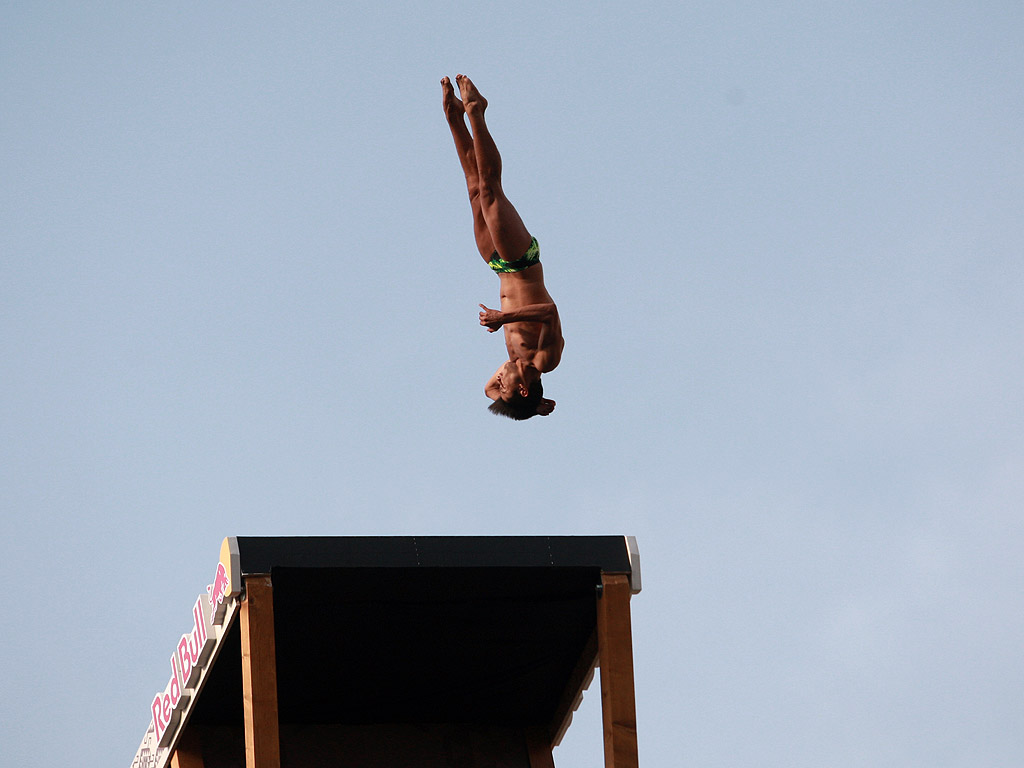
[151,594,210,744]
[207,561,230,620]
[140,541,240,757]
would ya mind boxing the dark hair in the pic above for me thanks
[488,379,543,420]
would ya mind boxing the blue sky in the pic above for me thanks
[2,1,1022,766]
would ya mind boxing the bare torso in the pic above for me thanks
[497,264,564,373]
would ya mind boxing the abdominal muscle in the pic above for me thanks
[497,264,553,309]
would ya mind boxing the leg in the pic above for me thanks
[456,75,533,263]
[442,77,495,262]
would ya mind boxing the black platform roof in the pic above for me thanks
[189,535,638,738]
[231,535,636,576]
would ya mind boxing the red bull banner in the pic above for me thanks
[131,538,241,768]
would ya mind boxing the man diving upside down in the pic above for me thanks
[441,74,564,420]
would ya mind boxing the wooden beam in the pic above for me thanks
[548,629,598,747]
[526,727,556,768]
[241,575,281,768]
[169,727,204,768]
[597,573,638,768]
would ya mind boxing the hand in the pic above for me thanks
[536,398,556,416]
[478,304,504,332]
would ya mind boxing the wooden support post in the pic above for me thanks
[170,728,204,768]
[241,575,281,768]
[597,573,638,768]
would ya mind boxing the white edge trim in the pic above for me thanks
[625,536,641,594]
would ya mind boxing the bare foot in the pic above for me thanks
[440,76,465,122]
[456,74,487,114]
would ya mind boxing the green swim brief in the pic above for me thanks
[488,237,540,273]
